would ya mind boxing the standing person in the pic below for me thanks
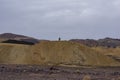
[58,37,61,41]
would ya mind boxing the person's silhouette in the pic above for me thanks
[58,37,61,41]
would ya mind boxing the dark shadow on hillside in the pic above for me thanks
[2,39,35,45]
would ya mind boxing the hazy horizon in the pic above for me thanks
[0,0,120,40]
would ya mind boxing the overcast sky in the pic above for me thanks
[0,0,120,40]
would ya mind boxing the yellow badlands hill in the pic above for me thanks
[0,41,120,67]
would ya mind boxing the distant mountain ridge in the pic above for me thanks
[1,33,120,47]
[0,33,39,44]
[70,37,120,48]
[0,33,28,39]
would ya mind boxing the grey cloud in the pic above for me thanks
[0,0,120,40]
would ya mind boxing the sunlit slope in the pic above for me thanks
[92,47,120,62]
[31,41,120,66]
[0,41,120,66]
[0,43,32,64]
[92,47,120,56]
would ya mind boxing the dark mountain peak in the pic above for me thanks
[0,33,29,39]
[0,33,39,44]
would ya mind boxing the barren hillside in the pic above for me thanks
[92,47,120,62]
[0,43,32,64]
[0,41,120,67]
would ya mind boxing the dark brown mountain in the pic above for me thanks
[0,33,28,39]
[0,33,39,44]
[70,37,120,48]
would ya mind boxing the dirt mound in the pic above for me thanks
[31,41,120,66]
[0,41,120,67]
[92,47,120,62]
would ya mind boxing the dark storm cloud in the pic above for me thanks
[0,0,120,40]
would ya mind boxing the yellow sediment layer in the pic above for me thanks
[0,41,120,67]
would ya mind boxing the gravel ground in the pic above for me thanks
[0,64,120,80]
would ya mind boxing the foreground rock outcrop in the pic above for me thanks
[0,64,120,80]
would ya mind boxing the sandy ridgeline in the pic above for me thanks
[0,41,120,66]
